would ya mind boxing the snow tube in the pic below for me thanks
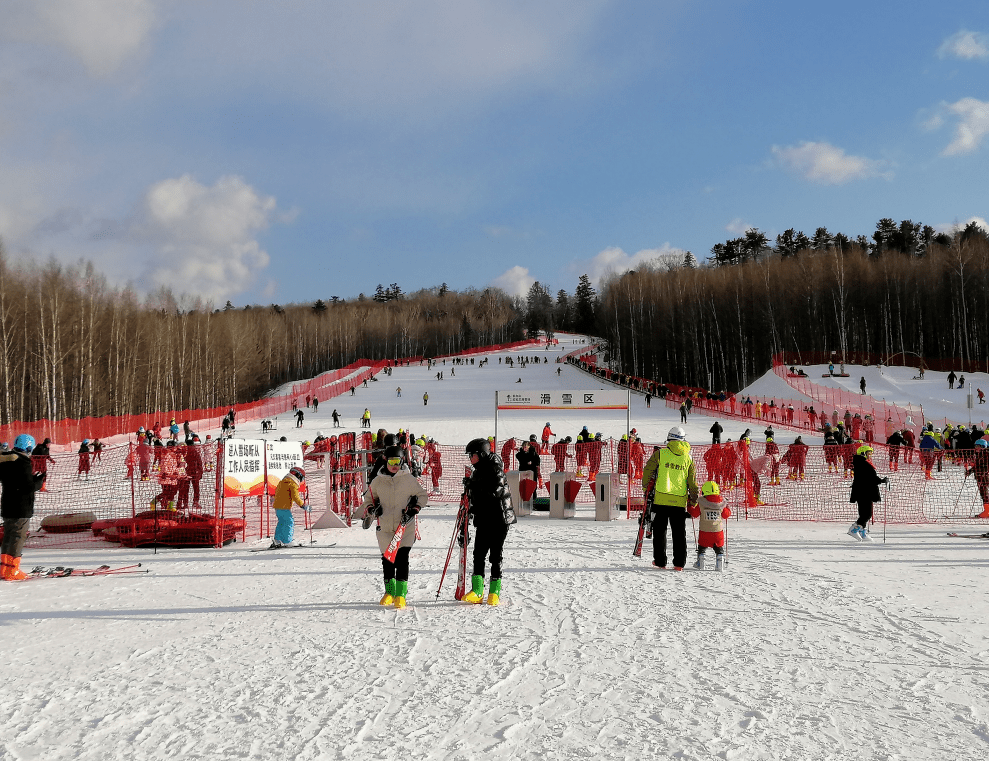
[40,511,98,534]
[564,480,582,502]
[116,513,182,547]
[519,479,538,502]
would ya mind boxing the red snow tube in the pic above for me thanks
[40,511,98,534]
[564,480,582,502]
[115,512,182,547]
[519,479,538,502]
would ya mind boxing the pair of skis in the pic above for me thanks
[632,475,657,557]
[250,541,336,552]
[27,563,147,579]
[437,468,471,600]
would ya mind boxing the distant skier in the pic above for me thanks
[860,376,867,395]
[295,408,304,428]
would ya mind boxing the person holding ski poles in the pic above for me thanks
[688,480,731,571]
[361,445,427,609]
[847,444,888,542]
[462,438,516,606]
[641,426,698,571]
[0,435,45,581]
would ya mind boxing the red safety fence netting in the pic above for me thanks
[16,437,988,552]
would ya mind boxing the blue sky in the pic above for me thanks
[1,1,986,306]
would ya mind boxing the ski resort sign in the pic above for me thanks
[494,389,630,442]
[496,390,629,410]
[222,438,266,497]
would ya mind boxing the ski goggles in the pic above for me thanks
[386,457,403,466]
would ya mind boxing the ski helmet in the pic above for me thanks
[667,426,687,442]
[976,439,988,449]
[701,481,720,498]
[465,438,489,457]
[289,467,305,481]
[857,444,873,456]
[13,434,34,453]
[384,445,403,460]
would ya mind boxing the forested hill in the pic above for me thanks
[597,229,989,393]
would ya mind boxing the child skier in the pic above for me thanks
[271,467,308,548]
[848,444,888,541]
[688,481,731,571]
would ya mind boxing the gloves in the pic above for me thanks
[721,507,732,519]
[457,527,471,547]
[687,505,701,519]
[369,502,383,517]
[403,496,421,518]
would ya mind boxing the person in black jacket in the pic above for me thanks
[463,438,516,606]
[31,438,55,492]
[1,434,46,581]
[516,439,542,487]
[848,444,887,542]
[709,421,723,444]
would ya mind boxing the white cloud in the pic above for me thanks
[490,266,535,298]
[938,30,989,60]
[572,244,687,288]
[941,97,989,156]
[1,0,156,77]
[134,175,277,301]
[725,218,750,236]
[771,141,890,184]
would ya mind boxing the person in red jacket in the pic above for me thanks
[541,423,554,454]
[551,437,570,472]
[688,480,731,571]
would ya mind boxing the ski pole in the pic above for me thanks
[883,478,889,544]
[724,512,729,567]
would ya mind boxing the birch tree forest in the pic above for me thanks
[598,227,989,392]
[0,246,523,425]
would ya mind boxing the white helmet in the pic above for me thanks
[667,426,687,442]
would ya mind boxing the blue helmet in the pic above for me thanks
[82,438,90,445]
[14,434,35,453]
[976,439,988,449]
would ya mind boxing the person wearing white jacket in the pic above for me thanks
[362,445,428,609]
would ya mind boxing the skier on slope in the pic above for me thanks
[641,427,698,571]
[688,481,731,571]
[847,444,888,542]
[462,438,516,606]
[271,467,308,548]
[361,445,427,609]
[0,435,45,581]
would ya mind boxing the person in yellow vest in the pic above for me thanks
[641,426,698,571]
[270,467,308,548]
[362,408,372,429]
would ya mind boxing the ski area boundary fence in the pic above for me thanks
[15,436,988,552]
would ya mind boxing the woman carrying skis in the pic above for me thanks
[361,445,427,609]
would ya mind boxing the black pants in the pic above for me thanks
[856,500,874,528]
[1,517,30,557]
[472,522,510,579]
[382,546,411,582]
[652,505,688,568]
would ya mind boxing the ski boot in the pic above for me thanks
[858,526,872,542]
[0,554,27,581]
[379,578,397,606]
[693,552,706,570]
[393,580,408,609]
[847,523,861,540]
[486,578,502,606]
[978,504,989,519]
[714,554,725,572]
[462,575,485,604]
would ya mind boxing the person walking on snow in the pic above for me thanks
[860,376,867,395]
[331,409,340,427]
[710,421,723,444]
[423,392,428,406]
[642,426,698,571]
[271,467,308,548]
[361,446,427,609]
[688,481,731,571]
[362,409,371,429]
[295,408,304,428]
[0,435,45,581]
[847,444,888,541]
[462,438,516,606]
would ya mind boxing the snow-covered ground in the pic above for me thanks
[4,336,989,760]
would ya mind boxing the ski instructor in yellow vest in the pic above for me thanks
[642,426,698,571]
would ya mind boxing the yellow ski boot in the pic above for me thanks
[462,574,484,604]
[486,578,502,606]
[379,578,396,606]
